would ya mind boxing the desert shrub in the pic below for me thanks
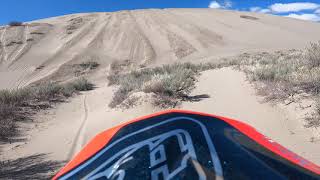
[305,41,320,67]
[316,98,320,120]
[79,61,99,70]
[8,21,23,26]
[109,60,133,75]
[0,88,33,106]
[109,87,131,108]
[73,62,99,77]
[305,98,320,128]
[235,43,320,97]
[61,84,76,97]
[251,66,277,81]
[107,62,215,108]
[0,78,93,142]
[70,78,94,91]
[35,83,62,101]
[229,42,320,127]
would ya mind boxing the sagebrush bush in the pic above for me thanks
[79,61,99,70]
[305,98,320,128]
[109,60,134,75]
[0,78,93,142]
[305,41,320,67]
[71,78,94,91]
[232,42,320,127]
[107,62,215,108]
[35,83,62,101]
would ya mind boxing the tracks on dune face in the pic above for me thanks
[127,11,156,65]
[68,94,89,159]
[9,25,30,66]
[13,25,31,89]
[0,27,7,62]
[148,10,197,59]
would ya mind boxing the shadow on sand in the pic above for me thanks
[0,153,64,179]
[184,94,210,102]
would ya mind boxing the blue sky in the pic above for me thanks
[1,0,320,25]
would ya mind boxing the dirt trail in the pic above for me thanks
[182,68,320,164]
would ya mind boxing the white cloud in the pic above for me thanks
[315,9,320,14]
[270,2,320,13]
[223,0,233,8]
[260,9,271,14]
[250,7,271,14]
[209,1,221,9]
[250,7,261,12]
[286,13,320,21]
[208,0,232,9]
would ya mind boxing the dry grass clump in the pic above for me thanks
[305,41,320,67]
[107,62,216,108]
[232,42,320,127]
[305,99,320,128]
[0,78,93,142]
[78,61,99,70]
[73,61,99,76]
[238,42,320,99]
[109,60,134,75]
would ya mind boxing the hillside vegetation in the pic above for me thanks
[231,42,320,127]
[0,78,93,142]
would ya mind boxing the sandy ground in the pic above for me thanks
[1,68,319,169]
[0,8,320,176]
[182,68,320,164]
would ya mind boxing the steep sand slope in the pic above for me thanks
[1,9,320,90]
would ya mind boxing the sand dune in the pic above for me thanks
[1,8,320,176]
[1,9,320,89]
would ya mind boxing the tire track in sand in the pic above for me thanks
[12,25,30,89]
[0,27,7,62]
[68,94,89,159]
[10,25,30,66]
